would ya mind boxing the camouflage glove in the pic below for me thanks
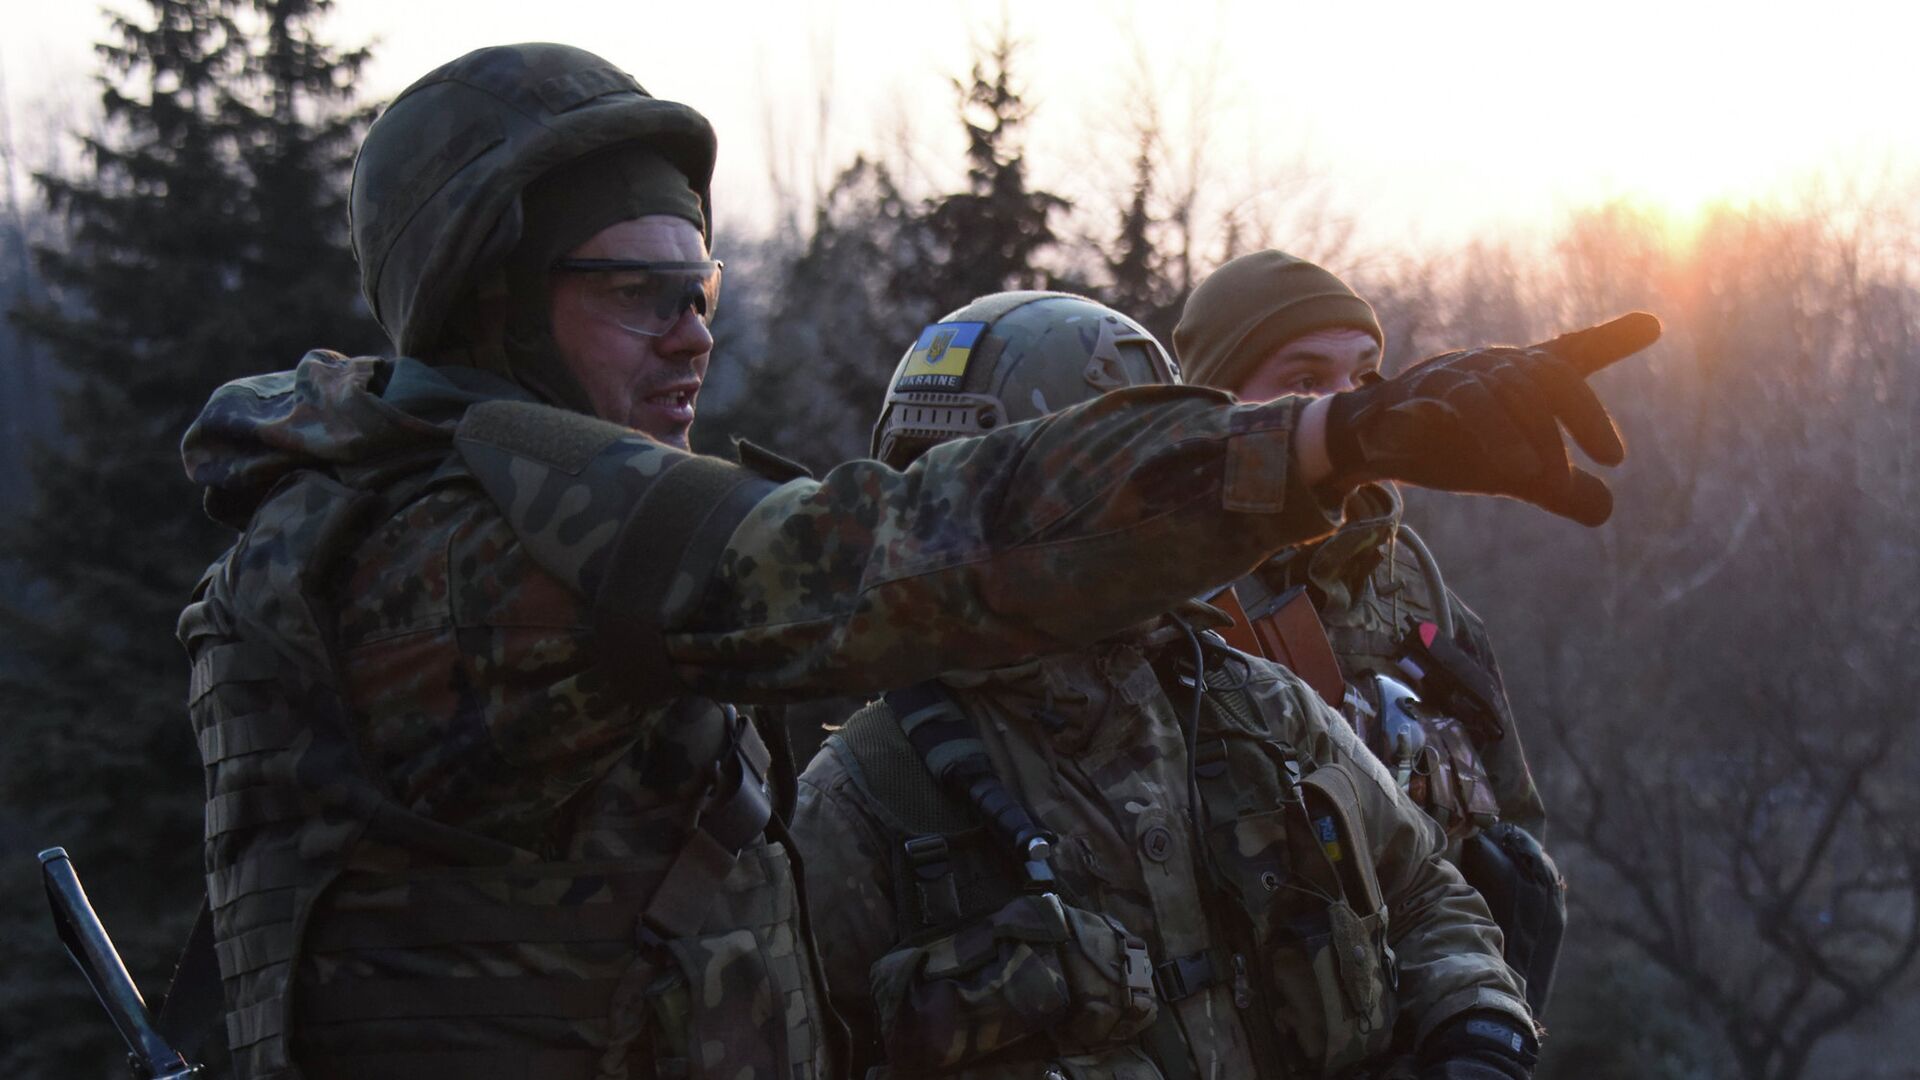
[1322,312,1661,526]
[868,892,1157,1071]
[1417,1010,1538,1080]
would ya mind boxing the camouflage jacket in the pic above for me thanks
[1263,483,1546,844]
[794,615,1529,1079]
[178,351,1345,1079]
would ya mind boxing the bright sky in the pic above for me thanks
[3,0,1915,252]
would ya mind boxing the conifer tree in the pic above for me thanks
[893,31,1071,315]
[1099,130,1188,345]
[0,3,376,1073]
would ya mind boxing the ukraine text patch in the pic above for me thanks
[897,322,986,390]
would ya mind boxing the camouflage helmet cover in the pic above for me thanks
[872,291,1181,468]
[350,42,718,357]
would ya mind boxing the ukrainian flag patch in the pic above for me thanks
[897,321,986,390]
[1314,815,1344,862]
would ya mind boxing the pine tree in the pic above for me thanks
[892,31,1071,315]
[0,3,377,1073]
[701,157,928,472]
[1099,130,1189,345]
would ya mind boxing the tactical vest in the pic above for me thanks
[829,638,1401,1079]
[1259,484,1508,840]
[1261,484,1563,1015]
[179,425,832,1079]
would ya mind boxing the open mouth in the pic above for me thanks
[643,385,699,424]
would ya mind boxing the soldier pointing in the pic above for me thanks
[1177,250,1571,1019]
[175,42,1655,1079]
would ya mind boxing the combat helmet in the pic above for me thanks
[873,291,1181,468]
[349,43,716,357]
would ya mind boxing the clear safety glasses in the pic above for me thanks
[549,258,724,338]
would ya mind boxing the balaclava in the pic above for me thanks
[446,144,706,413]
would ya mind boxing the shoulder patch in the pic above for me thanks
[456,399,630,476]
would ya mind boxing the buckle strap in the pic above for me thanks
[690,706,774,853]
[902,834,961,929]
[1153,948,1228,1002]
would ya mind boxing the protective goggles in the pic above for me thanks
[549,258,724,337]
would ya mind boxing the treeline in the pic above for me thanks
[3,3,1918,1079]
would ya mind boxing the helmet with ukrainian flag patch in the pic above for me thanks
[871,291,1180,468]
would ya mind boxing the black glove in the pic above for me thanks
[1417,1010,1538,1080]
[1322,312,1661,526]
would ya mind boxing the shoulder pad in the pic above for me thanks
[835,700,977,839]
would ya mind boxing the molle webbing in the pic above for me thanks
[887,682,1048,861]
[833,702,975,838]
[831,703,988,937]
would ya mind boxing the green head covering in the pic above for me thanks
[1173,250,1383,392]
[444,144,708,412]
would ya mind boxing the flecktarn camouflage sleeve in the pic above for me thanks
[675,386,1340,698]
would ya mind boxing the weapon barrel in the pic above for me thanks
[38,847,194,1079]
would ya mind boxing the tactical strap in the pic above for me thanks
[304,976,621,1021]
[189,641,282,705]
[594,454,776,699]
[300,1049,601,1080]
[197,711,305,763]
[1152,947,1230,1002]
[205,787,305,839]
[1138,1006,1201,1080]
[833,703,976,838]
[888,681,1053,877]
[902,835,963,931]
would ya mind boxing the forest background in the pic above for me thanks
[1,3,1917,1079]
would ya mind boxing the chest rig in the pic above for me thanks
[832,625,1401,1079]
[179,407,832,1079]
[1256,484,1507,840]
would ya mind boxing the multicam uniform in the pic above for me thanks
[796,618,1530,1078]
[791,292,1532,1079]
[177,350,1343,1079]
[1242,483,1566,1019]
[1169,250,1563,1012]
[1258,485,1544,843]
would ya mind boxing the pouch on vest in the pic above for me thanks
[1265,762,1398,1075]
[867,892,1155,1073]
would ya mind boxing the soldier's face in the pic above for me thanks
[548,216,713,447]
[1234,327,1381,402]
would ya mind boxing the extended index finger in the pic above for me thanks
[1538,311,1663,377]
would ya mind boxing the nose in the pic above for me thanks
[656,307,714,361]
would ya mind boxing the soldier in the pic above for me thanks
[794,291,1650,1079]
[175,43,1652,1080]
[1175,252,1565,1014]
